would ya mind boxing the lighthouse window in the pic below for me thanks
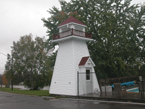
[86,70,90,80]
[61,26,69,32]
[75,25,83,31]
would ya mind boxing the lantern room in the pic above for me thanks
[53,16,92,40]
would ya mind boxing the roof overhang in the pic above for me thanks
[79,56,95,67]
[58,22,87,28]
[51,35,93,43]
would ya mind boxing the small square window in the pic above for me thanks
[86,70,90,80]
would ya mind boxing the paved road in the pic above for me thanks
[0,91,145,109]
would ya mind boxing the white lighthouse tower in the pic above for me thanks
[50,16,100,96]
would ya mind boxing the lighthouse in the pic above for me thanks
[50,16,100,96]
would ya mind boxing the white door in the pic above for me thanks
[86,70,92,94]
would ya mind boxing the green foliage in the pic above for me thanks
[0,74,2,87]
[2,72,9,87]
[42,0,145,79]
[12,74,25,85]
[5,34,54,90]
[5,61,25,85]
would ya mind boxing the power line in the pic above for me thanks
[0,52,7,56]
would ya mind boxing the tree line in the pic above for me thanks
[42,0,145,79]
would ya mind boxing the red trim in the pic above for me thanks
[79,56,89,66]
[58,16,86,27]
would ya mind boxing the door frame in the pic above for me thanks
[85,67,93,94]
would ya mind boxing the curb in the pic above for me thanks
[49,94,145,103]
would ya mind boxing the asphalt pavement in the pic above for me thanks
[0,91,145,109]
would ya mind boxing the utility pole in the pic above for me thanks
[11,50,13,90]
[8,54,11,88]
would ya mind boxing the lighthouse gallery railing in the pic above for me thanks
[53,28,92,40]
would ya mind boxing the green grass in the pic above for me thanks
[0,87,49,96]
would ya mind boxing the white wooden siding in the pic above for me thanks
[92,73,100,92]
[50,39,76,95]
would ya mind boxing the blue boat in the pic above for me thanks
[111,81,135,88]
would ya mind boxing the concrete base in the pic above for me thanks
[101,86,112,92]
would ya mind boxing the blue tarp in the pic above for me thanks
[111,81,135,88]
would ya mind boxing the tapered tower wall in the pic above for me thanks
[50,39,75,95]
[50,37,91,95]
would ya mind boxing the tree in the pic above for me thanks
[137,5,145,66]
[2,72,8,87]
[0,74,2,87]
[6,34,53,90]
[12,74,25,85]
[42,0,145,79]
[4,53,14,90]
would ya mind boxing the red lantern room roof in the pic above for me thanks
[58,16,86,27]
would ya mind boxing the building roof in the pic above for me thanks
[79,56,89,66]
[58,16,86,27]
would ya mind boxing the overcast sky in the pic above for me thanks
[0,0,144,74]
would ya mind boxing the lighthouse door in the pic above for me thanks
[86,69,92,94]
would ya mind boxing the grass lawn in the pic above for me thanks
[0,87,49,96]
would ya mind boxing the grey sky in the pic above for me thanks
[0,0,144,74]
